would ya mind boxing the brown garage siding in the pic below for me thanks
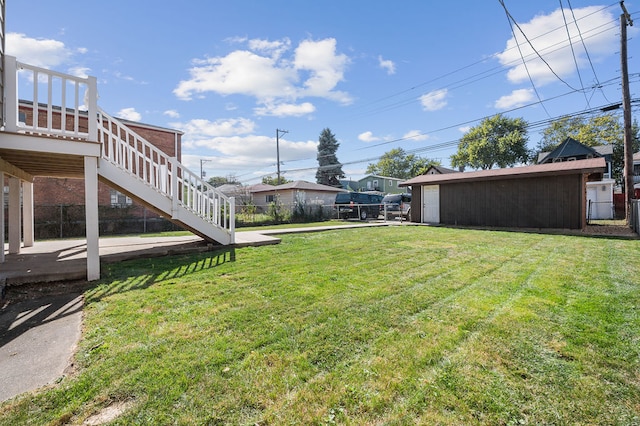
[438,174,584,229]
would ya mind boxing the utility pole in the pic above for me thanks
[276,129,288,184]
[200,158,211,180]
[620,1,634,224]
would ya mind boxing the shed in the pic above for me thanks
[400,158,605,230]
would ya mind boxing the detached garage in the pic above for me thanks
[401,158,606,230]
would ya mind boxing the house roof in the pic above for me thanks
[358,174,403,182]
[250,180,347,193]
[423,165,459,174]
[537,137,605,164]
[215,184,244,194]
[634,151,640,161]
[400,157,606,186]
[245,183,275,192]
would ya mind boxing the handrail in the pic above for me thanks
[97,108,235,238]
[4,55,98,140]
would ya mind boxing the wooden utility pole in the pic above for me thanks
[620,1,634,224]
[276,129,288,184]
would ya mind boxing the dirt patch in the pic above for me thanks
[82,400,136,425]
[583,224,638,238]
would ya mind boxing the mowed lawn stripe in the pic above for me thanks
[261,231,554,422]
[1,227,638,425]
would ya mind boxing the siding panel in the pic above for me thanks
[438,174,584,229]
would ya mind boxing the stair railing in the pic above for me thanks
[98,109,235,240]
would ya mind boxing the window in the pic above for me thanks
[110,190,132,207]
[373,179,378,188]
[266,195,275,203]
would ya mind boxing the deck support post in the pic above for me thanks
[22,181,34,247]
[84,156,100,281]
[8,177,21,254]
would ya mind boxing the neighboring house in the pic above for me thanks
[421,165,459,175]
[338,179,360,192]
[537,137,613,179]
[249,180,347,213]
[358,175,404,194]
[401,158,606,230]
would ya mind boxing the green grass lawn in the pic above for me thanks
[2,226,639,425]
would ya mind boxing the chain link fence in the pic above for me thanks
[34,204,182,239]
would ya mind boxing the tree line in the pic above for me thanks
[207,113,640,189]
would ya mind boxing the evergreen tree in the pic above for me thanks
[315,128,345,186]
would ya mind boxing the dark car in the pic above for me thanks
[335,192,383,220]
[381,193,412,220]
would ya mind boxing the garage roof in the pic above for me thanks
[400,157,605,186]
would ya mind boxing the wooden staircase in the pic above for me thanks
[2,55,235,246]
[97,109,235,244]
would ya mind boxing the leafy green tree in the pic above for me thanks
[536,114,639,183]
[451,114,529,170]
[366,148,440,179]
[262,175,291,186]
[207,174,239,187]
[315,128,345,187]
[536,114,622,153]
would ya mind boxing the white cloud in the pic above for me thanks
[496,6,617,86]
[179,117,318,173]
[358,131,380,142]
[402,130,429,141]
[174,37,351,110]
[6,33,74,68]
[163,109,180,118]
[117,107,142,122]
[68,66,90,78]
[378,55,396,75]
[174,49,297,100]
[294,38,351,103]
[420,89,448,111]
[248,38,291,59]
[254,102,316,117]
[173,117,256,138]
[459,126,471,133]
[494,88,535,109]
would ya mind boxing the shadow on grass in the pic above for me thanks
[85,247,236,303]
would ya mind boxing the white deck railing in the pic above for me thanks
[4,55,97,139]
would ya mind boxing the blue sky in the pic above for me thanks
[6,1,639,184]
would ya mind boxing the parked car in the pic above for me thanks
[334,192,383,220]
[381,193,412,220]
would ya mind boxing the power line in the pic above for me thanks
[566,0,612,103]
[237,98,640,185]
[559,0,591,108]
[348,3,620,120]
[499,0,579,92]
[499,0,552,118]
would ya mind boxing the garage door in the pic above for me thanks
[422,185,440,223]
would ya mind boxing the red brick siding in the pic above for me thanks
[18,104,182,217]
